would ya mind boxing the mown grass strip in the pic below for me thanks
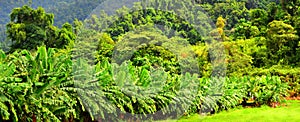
[159,100,300,122]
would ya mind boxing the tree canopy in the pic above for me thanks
[6,6,75,52]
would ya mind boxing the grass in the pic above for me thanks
[159,100,300,122]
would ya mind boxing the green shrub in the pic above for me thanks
[246,76,289,106]
[193,75,289,115]
[249,66,300,97]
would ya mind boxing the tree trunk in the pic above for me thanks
[32,114,36,122]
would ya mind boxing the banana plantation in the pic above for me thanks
[1,0,300,121]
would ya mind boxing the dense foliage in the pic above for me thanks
[1,0,300,121]
[6,6,76,52]
[0,47,290,121]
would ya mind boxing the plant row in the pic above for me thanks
[0,46,292,121]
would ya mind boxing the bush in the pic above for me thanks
[245,76,289,106]
[193,75,289,115]
[249,66,300,97]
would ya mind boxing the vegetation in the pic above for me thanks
[176,100,300,122]
[6,6,76,52]
[1,0,300,121]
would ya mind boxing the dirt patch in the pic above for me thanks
[285,96,300,100]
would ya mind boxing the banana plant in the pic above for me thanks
[1,46,78,121]
[0,50,19,121]
[72,58,116,121]
[217,77,247,111]
[86,60,200,120]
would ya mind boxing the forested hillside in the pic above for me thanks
[0,0,103,46]
[0,0,104,25]
[0,0,279,43]
[1,0,300,122]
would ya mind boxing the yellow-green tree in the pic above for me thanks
[216,16,228,41]
[266,20,299,65]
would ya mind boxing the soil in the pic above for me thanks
[285,96,300,100]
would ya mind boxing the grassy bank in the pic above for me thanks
[161,100,300,122]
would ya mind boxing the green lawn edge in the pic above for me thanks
[158,100,300,122]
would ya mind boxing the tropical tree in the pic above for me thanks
[266,20,299,66]
[232,19,260,40]
[249,9,268,29]
[210,0,249,30]
[6,5,75,52]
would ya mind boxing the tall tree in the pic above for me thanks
[6,5,75,52]
[266,20,299,65]
[210,0,249,30]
